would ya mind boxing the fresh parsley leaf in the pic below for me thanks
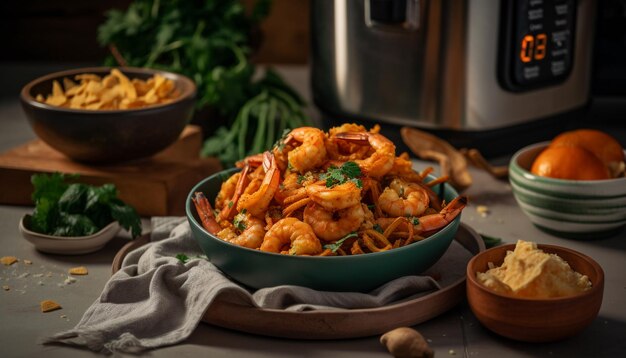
[323,232,358,253]
[176,253,190,264]
[29,173,142,239]
[373,224,384,234]
[110,201,142,239]
[31,197,57,234]
[53,213,99,237]
[31,172,72,204]
[410,217,420,226]
[321,162,362,188]
[233,211,247,231]
[57,184,88,214]
[340,161,361,178]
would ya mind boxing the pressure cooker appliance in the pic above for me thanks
[311,0,596,156]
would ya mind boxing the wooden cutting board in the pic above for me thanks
[0,125,222,216]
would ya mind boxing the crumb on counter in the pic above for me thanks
[1,256,18,266]
[69,266,88,275]
[476,205,490,217]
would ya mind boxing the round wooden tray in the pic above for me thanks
[112,223,484,339]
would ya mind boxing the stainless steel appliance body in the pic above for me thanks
[311,0,595,134]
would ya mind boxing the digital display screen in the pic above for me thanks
[499,0,576,91]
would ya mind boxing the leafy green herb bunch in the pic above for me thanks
[30,173,142,238]
[99,0,269,115]
[98,0,309,166]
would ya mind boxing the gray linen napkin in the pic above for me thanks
[42,217,470,353]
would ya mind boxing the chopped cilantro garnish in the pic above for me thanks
[341,161,361,178]
[367,204,376,210]
[323,232,358,253]
[373,224,384,233]
[233,212,247,231]
[410,217,419,226]
[228,201,234,208]
[320,161,362,188]
[176,253,189,264]
[297,175,306,185]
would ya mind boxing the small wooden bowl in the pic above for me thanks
[466,244,604,342]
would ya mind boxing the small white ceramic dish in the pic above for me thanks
[19,214,121,255]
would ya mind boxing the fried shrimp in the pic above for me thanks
[217,212,266,249]
[260,217,322,255]
[305,181,362,211]
[334,132,396,178]
[285,127,327,173]
[304,203,365,241]
[237,152,280,218]
[327,123,370,161]
[377,196,468,234]
[192,192,222,235]
[215,172,241,211]
[378,178,430,217]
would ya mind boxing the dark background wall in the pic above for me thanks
[0,0,310,64]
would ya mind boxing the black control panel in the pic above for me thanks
[499,0,577,92]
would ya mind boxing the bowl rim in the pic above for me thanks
[466,243,604,302]
[20,66,197,114]
[510,141,626,185]
[186,168,463,261]
[19,214,120,241]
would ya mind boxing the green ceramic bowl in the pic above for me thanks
[509,142,626,239]
[186,169,463,292]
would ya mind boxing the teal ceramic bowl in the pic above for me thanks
[186,169,463,292]
[509,142,626,239]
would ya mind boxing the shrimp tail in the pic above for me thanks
[334,132,369,144]
[235,153,265,168]
[219,164,251,221]
[237,151,281,218]
[419,195,468,233]
[192,192,222,234]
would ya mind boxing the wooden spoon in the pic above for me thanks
[400,127,472,192]
[461,148,509,179]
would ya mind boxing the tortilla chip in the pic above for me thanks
[1,256,18,266]
[69,266,88,275]
[42,69,178,110]
[40,300,62,313]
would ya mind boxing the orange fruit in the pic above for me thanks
[550,129,625,174]
[531,146,610,180]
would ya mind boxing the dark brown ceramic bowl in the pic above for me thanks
[466,243,604,342]
[20,67,196,163]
